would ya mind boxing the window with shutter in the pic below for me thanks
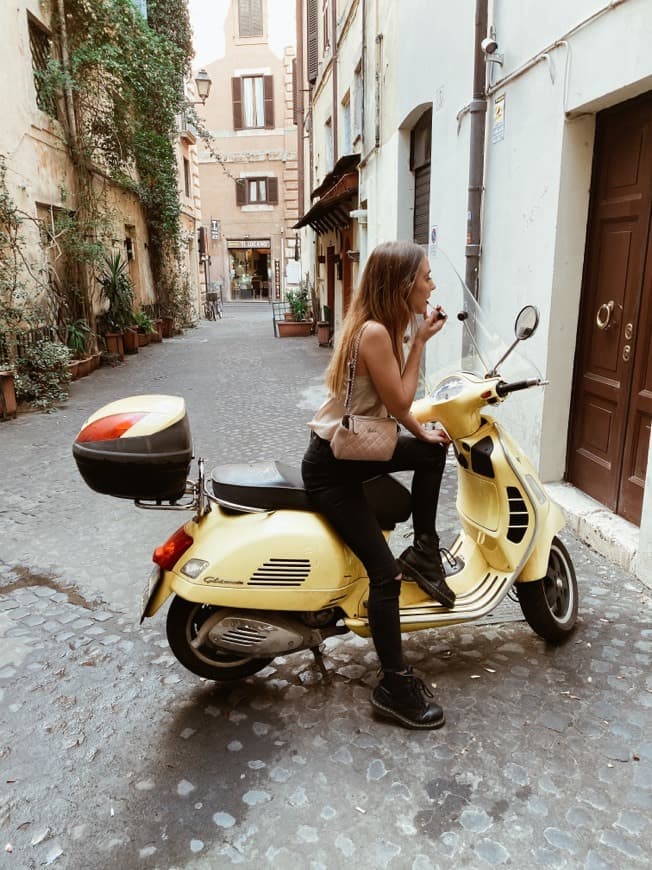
[322,0,330,52]
[263,75,274,129]
[306,0,318,84]
[236,177,278,206]
[232,77,243,130]
[238,0,263,38]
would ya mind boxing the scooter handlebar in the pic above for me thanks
[495,378,547,397]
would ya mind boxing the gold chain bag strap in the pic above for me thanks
[330,323,400,461]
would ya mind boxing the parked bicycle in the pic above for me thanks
[204,290,223,321]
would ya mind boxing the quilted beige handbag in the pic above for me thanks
[330,324,399,461]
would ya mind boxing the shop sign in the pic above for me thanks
[228,239,270,249]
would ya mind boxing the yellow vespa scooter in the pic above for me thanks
[73,296,577,684]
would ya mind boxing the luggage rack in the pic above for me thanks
[134,458,212,521]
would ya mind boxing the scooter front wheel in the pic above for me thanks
[516,536,578,643]
[166,597,273,681]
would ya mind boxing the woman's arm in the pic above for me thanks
[358,313,450,444]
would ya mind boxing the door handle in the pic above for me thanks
[596,301,614,330]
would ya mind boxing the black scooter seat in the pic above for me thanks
[210,461,412,530]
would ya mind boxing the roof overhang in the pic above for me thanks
[294,155,360,234]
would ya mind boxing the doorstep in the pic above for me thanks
[545,481,642,583]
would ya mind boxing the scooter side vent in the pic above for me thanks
[248,558,311,587]
[506,486,529,543]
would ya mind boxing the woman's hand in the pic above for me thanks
[415,308,447,345]
[420,426,451,447]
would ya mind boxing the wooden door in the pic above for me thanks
[567,92,652,525]
[341,227,353,314]
[326,245,335,321]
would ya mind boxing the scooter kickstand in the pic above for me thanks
[311,645,329,678]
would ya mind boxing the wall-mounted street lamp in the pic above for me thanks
[192,69,212,105]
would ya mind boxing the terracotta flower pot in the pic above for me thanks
[317,321,331,347]
[123,327,139,355]
[68,360,81,381]
[161,316,174,338]
[278,320,312,338]
[0,370,17,419]
[77,357,92,378]
[105,332,124,359]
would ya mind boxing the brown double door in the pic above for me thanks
[568,92,652,525]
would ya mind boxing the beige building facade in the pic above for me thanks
[196,0,298,303]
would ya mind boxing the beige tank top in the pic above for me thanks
[308,374,387,441]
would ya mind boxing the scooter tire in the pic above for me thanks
[516,536,578,643]
[166,596,273,681]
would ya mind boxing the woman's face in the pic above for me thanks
[407,257,435,315]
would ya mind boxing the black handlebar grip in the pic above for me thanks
[496,379,539,397]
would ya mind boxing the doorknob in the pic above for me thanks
[596,301,614,330]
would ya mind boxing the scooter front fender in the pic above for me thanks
[517,497,565,581]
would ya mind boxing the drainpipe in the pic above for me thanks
[296,0,304,219]
[465,0,488,298]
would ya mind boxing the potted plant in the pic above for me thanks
[66,318,92,378]
[98,252,135,358]
[278,289,313,337]
[133,310,155,346]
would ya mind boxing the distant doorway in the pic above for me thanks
[228,240,271,300]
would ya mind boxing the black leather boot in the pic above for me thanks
[397,533,456,607]
[371,667,445,729]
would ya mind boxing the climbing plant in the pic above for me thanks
[42,0,195,313]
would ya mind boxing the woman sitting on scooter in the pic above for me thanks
[302,240,453,730]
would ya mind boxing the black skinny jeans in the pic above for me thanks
[301,432,447,672]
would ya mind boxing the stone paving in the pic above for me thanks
[0,304,651,869]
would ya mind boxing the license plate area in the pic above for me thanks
[140,565,163,623]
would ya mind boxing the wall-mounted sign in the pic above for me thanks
[210,219,220,240]
[492,95,505,144]
[227,239,270,249]
[274,258,281,299]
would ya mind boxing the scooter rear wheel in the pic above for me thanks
[166,596,273,681]
[516,536,578,643]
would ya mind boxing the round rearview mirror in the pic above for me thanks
[515,305,539,340]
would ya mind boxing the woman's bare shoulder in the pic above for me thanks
[358,321,393,374]
[361,320,390,342]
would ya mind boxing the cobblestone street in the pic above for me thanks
[1,305,651,869]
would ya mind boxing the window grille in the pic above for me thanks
[28,17,56,117]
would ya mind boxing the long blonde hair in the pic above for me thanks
[326,241,425,396]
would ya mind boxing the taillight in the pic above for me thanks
[76,413,146,443]
[153,526,194,570]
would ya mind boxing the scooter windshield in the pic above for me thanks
[423,248,543,389]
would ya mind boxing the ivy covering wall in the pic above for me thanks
[47,0,195,309]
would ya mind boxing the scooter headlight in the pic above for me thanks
[181,559,209,579]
